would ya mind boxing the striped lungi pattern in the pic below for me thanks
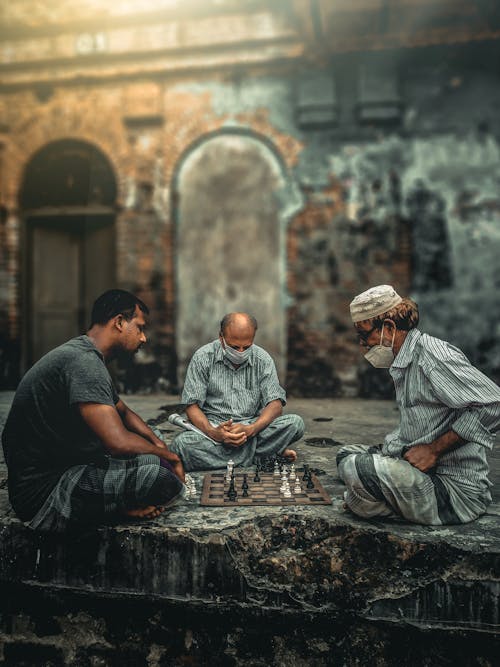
[336,444,490,525]
[29,454,183,532]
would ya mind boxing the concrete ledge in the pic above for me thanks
[1,395,499,665]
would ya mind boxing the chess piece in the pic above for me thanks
[280,470,288,493]
[254,468,261,483]
[226,458,234,482]
[184,473,196,499]
[302,464,309,481]
[227,476,237,501]
[283,484,292,499]
[306,471,314,489]
[294,478,301,494]
[242,477,249,498]
[289,464,296,481]
[273,461,280,477]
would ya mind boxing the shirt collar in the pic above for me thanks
[214,339,254,367]
[391,328,421,369]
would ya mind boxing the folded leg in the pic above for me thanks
[29,454,183,531]
[336,444,466,525]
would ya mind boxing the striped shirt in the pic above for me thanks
[181,339,286,422]
[384,328,500,488]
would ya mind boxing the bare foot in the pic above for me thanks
[125,505,165,520]
[283,448,297,462]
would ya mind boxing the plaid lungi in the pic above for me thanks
[336,444,490,525]
[29,454,184,532]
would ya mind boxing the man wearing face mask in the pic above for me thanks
[336,284,500,525]
[170,312,305,471]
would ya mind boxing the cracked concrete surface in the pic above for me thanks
[0,393,499,664]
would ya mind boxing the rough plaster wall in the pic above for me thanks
[1,55,500,393]
[405,133,500,381]
[328,132,500,386]
[166,70,500,393]
[175,133,289,381]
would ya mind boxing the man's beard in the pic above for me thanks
[115,346,140,364]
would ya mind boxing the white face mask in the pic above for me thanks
[364,325,395,368]
[221,337,253,365]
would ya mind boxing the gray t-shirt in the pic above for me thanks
[2,336,119,520]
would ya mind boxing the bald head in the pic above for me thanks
[220,313,258,338]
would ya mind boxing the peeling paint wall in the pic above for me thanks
[0,5,499,394]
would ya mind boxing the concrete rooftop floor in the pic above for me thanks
[2,392,498,531]
[1,390,499,543]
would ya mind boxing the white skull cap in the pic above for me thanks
[350,285,402,323]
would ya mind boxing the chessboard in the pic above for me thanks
[200,471,332,507]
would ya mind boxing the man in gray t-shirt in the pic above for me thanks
[2,289,184,531]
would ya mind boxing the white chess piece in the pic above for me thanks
[273,462,280,477]
[226,459,234,482]
[184,473,196,499]
[294,478,301,494]
[280,470,288,490]
[290,464,296,481]
[283,484,292,498]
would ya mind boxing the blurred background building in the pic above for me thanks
[0,0,499,396]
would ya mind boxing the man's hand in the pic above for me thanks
[207,419,244,447]
[228,422,257,439]
[211,420,248,447]
[403,430,465,473]
[159,447,185,483]
[403,444,438,472]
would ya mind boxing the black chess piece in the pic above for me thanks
[242,474,249,491]
[254,465,261,482]
[306,470,314,489]
[227,476,237,501]
[302,464,309,481]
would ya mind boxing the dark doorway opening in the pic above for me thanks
[20,140,117,367]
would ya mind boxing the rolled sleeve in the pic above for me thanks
[259,359,286,408]
[452,408,498,449]
[428,358,500,448]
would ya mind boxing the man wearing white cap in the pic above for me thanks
[336,285,500,525]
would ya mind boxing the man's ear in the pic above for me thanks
[113,314,125,332]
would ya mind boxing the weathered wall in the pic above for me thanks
[0,2,499,394]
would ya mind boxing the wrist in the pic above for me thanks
[208,425,222,441]
[247,423,258,438]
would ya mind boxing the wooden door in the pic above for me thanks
[31,224,81,361]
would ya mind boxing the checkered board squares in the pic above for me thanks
[200,471,332,506]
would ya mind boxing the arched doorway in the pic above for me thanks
[173,131,300,383]
[20,139,117,365]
